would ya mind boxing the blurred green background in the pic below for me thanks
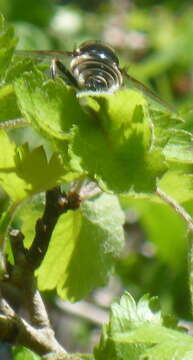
[1,0,193,354]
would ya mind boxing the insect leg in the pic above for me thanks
[50,59,58,79]
[50,59,79,88]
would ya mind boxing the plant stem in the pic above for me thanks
[156,187,193,232]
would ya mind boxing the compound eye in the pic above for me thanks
[76,40,119,65]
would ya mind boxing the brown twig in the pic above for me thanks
[0,186,82,359]
[27,187,81,271]
[9,229,50,328]
[0,312,67,357]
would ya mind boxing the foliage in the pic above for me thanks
[0,1,193,359]
[30,193,124,301]
[95,292,193,360]
[12,347,40,360]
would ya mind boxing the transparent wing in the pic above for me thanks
[121,69,176,113]
[15,49,74,61]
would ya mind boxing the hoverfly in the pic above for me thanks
[15,40,175,112]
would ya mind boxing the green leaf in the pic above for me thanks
[15,143,72,192]
[12,346,40,360]
[94,292,193,360]
[0,131,70,203]
[69,91,167,193]
[5,57,35,82]
[14,194,44,249]
[141,109,193,204]
[0,14,17,78]
[15,71,167,194]
[0,130,28,203]
[163,130,193,163]
[36,193,125,301]
[119,166,193,205]
[0,84,21,122]
[14,71,87,140]
[158,169,193,203]
[152,110,193,164]
[0,206,17,270]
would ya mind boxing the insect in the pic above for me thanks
[15,40,175,112]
